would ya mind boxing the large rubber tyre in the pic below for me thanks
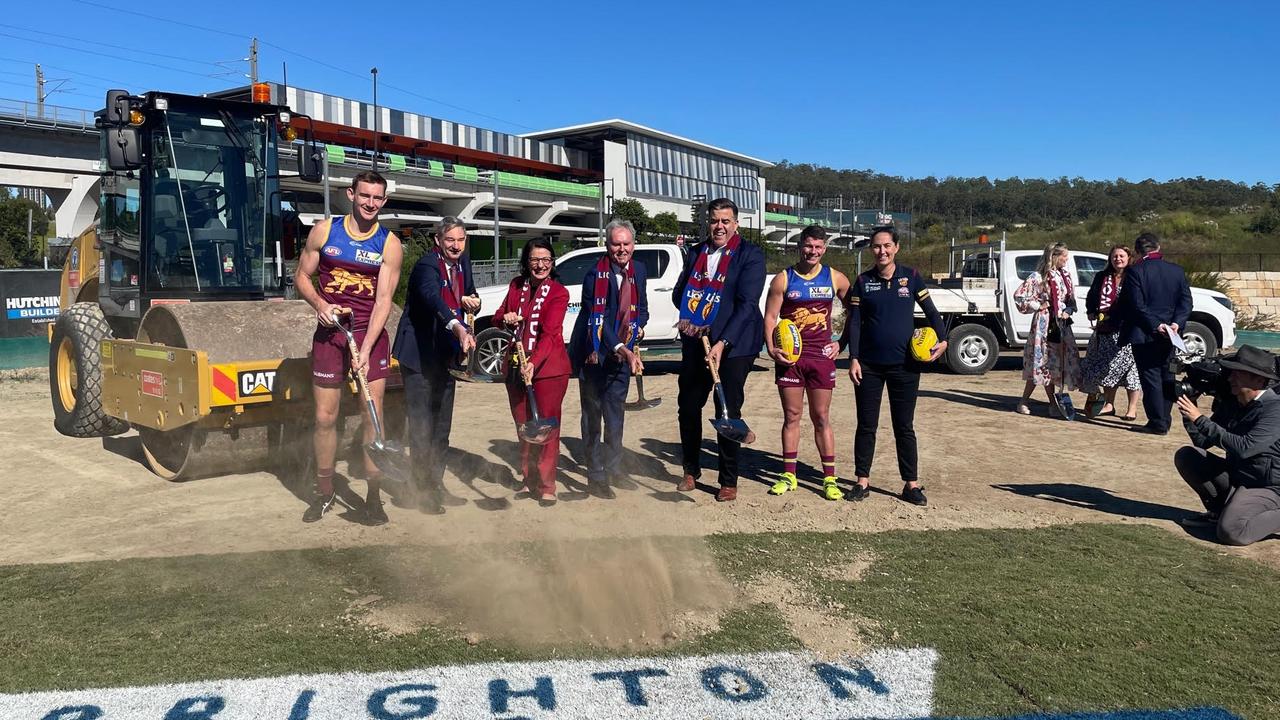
[1179,321,1218,362]
[945,323,1000,375]
[49,302,129,438]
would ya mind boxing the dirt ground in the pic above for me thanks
[4,355,1278,571]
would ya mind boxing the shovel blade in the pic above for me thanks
[366,438,411,481]
[448,368,481,383]
[710,418,753,444]
[624,397,663,411]
[1053,393,1077,421]
[519,418,559,445]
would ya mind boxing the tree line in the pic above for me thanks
[762,161,1279,233]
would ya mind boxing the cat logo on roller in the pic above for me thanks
[238,370,277,397]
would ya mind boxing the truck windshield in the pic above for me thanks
[148,108,275,293]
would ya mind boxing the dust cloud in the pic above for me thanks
[357,527,734,651]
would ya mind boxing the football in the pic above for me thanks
[910,326,939,362]
[773,319,803,363]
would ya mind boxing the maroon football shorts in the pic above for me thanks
[774,355,837,390]
[312,325,390,386]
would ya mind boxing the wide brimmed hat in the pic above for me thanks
[1217,345,1280,381]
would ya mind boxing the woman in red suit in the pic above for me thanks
[495,238,571,505]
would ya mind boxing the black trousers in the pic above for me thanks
[403,362,455,492]
[1133,341,1175,432]
[579,361,631,485]
[678,351,752,487]
[853,362,920,482]
[1174,445,1231,514]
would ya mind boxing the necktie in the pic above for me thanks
[449,264,461,306]
[616,271,633,345]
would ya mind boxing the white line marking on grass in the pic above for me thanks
[1,648,937,719]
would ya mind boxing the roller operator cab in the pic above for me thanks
[93,89,317,323]
[47,88,368,481]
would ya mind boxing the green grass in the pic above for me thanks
[719,525,1280,720]
[2,525,1277,718]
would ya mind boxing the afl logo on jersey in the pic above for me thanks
[786,290,802,300]
[323,246,342,256]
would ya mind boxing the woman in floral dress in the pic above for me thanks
[1014,242,1080,415]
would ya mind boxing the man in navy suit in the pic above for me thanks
[392,217,480,513]
[1116,232,1193,435]
[672,198,766,502]
[570,219,650,499]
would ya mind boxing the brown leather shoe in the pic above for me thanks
[678,474,697,492]
[716,486,738,502]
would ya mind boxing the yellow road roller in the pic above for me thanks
[49,88,396,481]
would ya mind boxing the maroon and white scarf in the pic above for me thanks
[1099,273,1121,313]
[589,256,637,363]
[514,278,553,355]
[1046,268,1074,317]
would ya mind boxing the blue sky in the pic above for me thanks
[3,0,1276,184]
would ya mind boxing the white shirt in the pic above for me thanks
[705,244,725,279]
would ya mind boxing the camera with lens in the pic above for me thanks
[1168,357,1228,400]
[1170,352,1280,400]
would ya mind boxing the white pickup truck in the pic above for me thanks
[927,241,1237,375]
[470,243,769,375]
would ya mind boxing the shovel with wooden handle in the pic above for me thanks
[513,339,558,445]
[701,335,754,444]
[334,313,411,480]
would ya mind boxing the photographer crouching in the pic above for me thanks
[1174,345,1280,546]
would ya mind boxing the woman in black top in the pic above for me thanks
[841,226,947,507]
[1081,245,1141,420]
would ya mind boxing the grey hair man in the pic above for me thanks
[568,219,650,499]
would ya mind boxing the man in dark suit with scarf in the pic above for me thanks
[393,217,479,514]
[672,198,766,502]
[570,219,650,499]
[1116,232,1192,435]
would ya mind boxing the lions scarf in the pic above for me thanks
[589,256,637,363]
[679,235,741,328]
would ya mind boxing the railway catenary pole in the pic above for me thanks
[249,38,258,84]
[370,67,379,171]
[492,170,501,284]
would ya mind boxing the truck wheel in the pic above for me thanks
[946,323,1000,375]
[49,302,129,438]
[1179,321,1217,362]
[471,327,513,380]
